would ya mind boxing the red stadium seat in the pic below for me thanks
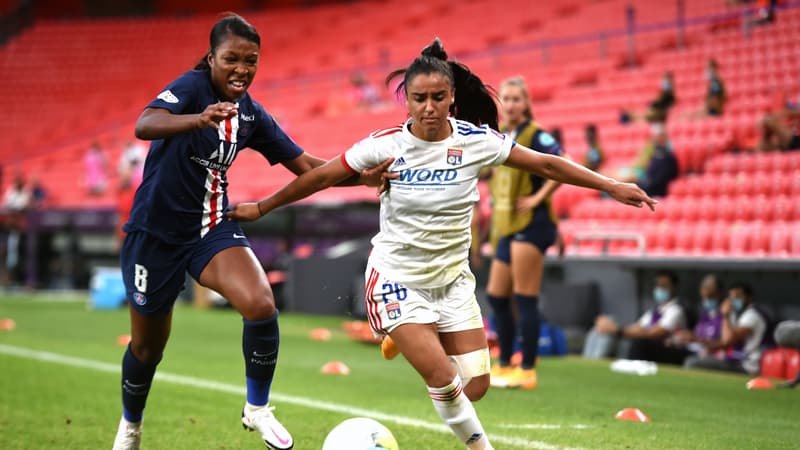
[768,223,792,257]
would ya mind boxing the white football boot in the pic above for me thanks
[111,417,142,450]
[242,404,294,449]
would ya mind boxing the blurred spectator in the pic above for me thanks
[583,271,686,363]
[668,274,725,357]
[704,58,726,117]
[757,91,800,152]
[2,172,30,212]
[28,174,46,208]
[619,71,675,124]
[774,320,800,388]
[348,72,381,108]
[616,123,678,197]
[749,0,779,26]
[583,123,604,171]
[118,140,146,185]
[2,173,29,287]
[684,282,768,375]
[647,71,676,123]
[85,141,109,196]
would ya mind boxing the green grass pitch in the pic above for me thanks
[0,294,797,449]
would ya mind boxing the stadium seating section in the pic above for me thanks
[3,0,799,257]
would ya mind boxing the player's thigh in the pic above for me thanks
[197,246,275,320]
[389,323,455,387]
[509,241,545,295]
[486,237,512,297]
[439,328,490,400]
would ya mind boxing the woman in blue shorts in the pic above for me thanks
[112,14,387,450]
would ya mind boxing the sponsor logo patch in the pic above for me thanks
[157,89,179,104]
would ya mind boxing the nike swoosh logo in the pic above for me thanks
[124,380,147,388]
[271,429,290,446]
[233,233,246,239]
[252,351,275,358]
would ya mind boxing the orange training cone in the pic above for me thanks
[117,334,132,347]
[310,328,332,341]
[746,377,774,390]
[0,318,16,331]
[615,408,651,422]
[321,361,351,375]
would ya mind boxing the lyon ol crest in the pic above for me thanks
[447,148,463,166]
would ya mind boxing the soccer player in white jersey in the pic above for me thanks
[229,39,656,449]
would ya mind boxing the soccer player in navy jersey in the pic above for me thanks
[112,14,391,450]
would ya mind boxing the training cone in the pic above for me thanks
[0,318,16,331]
[117,334,132,347]
[615,408,650,422]
[310,327,332,341]
[321,361,351,375]
[746,377,774,390]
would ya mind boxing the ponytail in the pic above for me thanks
[387,38,498,130]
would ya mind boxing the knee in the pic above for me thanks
[237,284,277,321]
[424,365,459,390]
[463,374,489,401]
[130,340,164,366]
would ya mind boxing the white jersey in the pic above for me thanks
[343,118,514,288]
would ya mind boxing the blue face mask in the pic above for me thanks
[702,298,718,312]
[653,287,671,304]
[732,297,746,312]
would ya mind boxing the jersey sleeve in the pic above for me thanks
[342,136,385,174]
[658,303,685,331]
[738,308,764,331]
[482,127,515,167]
[638,311,654,327]
[530,130,564,156]
[146,71,199,114]
[247,105,305,165]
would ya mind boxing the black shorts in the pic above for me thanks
[494,220,557,264]
[120,219,251,315]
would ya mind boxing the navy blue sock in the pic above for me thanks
[121,344,160,423]
[243,312,280,406]
[488,295,514,366]
[515,293,540,370]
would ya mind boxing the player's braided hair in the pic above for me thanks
[387,38,499,130]
[194,13,261,71]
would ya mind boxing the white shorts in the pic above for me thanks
[363,264,484,335]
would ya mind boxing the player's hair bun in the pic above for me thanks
[421,38,448,61]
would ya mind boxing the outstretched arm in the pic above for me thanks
[134,103,238,140]
[227,157,366,221]
[504,144,657,210]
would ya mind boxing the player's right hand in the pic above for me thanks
[197,102,239,130]
[226,202,261,222]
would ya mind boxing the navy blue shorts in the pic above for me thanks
[120,219,251,315]
[494,220,557,264]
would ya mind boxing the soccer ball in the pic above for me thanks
[322,417,399,450]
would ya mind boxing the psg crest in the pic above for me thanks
[447,148,463,166]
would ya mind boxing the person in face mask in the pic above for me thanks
[583,271,687,363]
[670,274,724,356]
[684,282,768,374]
[704,58,726,117]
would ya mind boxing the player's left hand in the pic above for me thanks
[226,202,262,222]
[607,181,657,211]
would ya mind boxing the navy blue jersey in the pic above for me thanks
[125,70,303,244]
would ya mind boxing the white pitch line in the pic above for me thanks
[0,344,581,450]
[499,423,592,430]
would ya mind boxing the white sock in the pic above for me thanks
[427,375,492,450]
